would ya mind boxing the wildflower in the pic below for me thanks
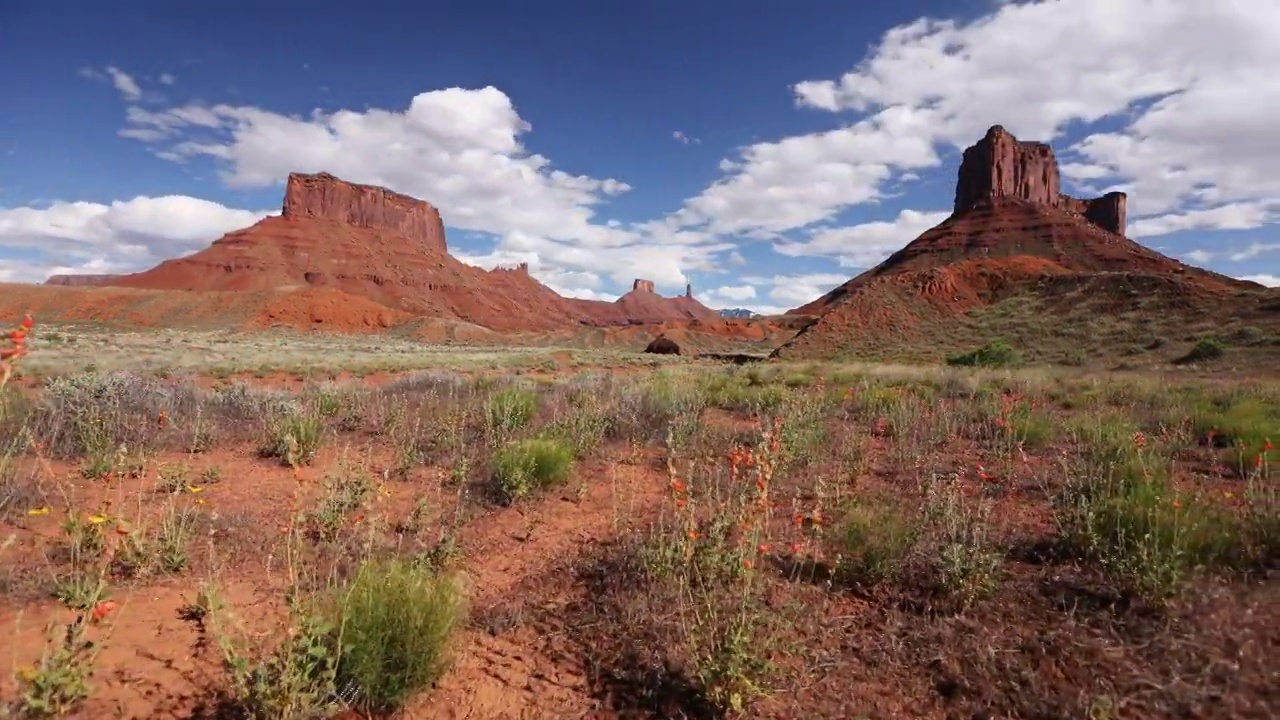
[742,559,753,569]
[792,513,804,527]
[186,485,205,493]
[87,513,109,525]
[976,464,996,482]
[91,600,118,622]
[157,409,169,428]
[757,543,770,554]
[26,506,50,516]
[790,542,803,554]
[1224,491,1235,499]
[15,665,37,683]
[1132,431,1147,449]
[687,530,700,540]
[1172,499,1183,510]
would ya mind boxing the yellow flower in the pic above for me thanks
[186,485,205,493]
[26,506,50,516]
[196,499,206,505]
[15,665,37,682]
[87,514,109,525]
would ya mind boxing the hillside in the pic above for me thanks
[774,126,1280,365]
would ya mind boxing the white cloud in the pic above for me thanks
[1128,202,1280,239]
[709,285,756,302]
[773,209,950,268]
[1184,250,1213,264]
[0,197,274,281]
[103,86,743,297]
[673,131,701,145]
[159,73,176,86]
[104,67,143,102]
[1228,242,1280,263]
[1238,274,1280,288]
[676,0,1280,239]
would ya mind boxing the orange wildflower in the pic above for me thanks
[91,600,118,622]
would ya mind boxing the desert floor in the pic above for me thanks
[1,324,1276,719]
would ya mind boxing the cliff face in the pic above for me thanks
[282,172,448,255]
[954,125,1127,235]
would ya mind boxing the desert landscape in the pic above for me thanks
[0,122,1276,720]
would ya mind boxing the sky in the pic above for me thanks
[1,0,1278,315]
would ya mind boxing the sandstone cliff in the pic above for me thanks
[282,172,448,255]
[954,125,1127,235]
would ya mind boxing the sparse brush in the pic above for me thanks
[491,437,575,503]
[330,558,465,713]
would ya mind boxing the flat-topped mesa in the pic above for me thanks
[44,274,122,287]
[633,279,655,293]
[282,172,448,254]
[954,125,1127,235]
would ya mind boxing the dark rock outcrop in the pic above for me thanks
[954,125,1126,235]
[644,335,681,355]
[283,172,448,255]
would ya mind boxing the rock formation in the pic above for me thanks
[44,274,121,287]
[773,124,1270,361]
[685,283,693,298]
[282,172,448,255]
[46,172,726,332]
[954,125,1126,235]
[644,335,681,355]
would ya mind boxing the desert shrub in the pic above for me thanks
[333,559,465,713]
[832,501,920,584]
[1190,396,1278,477]
[261,408,324,466]
[946,339,1021,368]
[485,386,538,436]
[1176,337,1225,364]
[491,437,575,503]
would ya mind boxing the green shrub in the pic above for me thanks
[262,409,324,466]
[832,501,920,584]
[334,559,465,713]
[485,387,538,435]
[492,437,575,503]
[1176,338,1225,364]
[945,339,1020,368]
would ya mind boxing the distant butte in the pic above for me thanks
[954,125,1127,235]
[773,124,1270,360]
[42,171,721,331]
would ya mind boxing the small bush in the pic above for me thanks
[1176,338,1225,364]
[334,559,465,713]
[946,339,1021,368]
[832,501,920,584]
[262,409,324,466]
[492,438,575,503]
[485,387,538,436]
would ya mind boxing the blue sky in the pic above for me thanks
[1,0,1277,313]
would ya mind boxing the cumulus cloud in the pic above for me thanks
[99,85,743,295]
[676,0,1280,241]
[673,131,701,145]
[773,209,950,268]
[1239,274,1280,288]
[0,197,274,280]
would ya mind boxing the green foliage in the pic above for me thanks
[333,559,465,713]
[492,437,575,503]
[945,339,1021,368]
